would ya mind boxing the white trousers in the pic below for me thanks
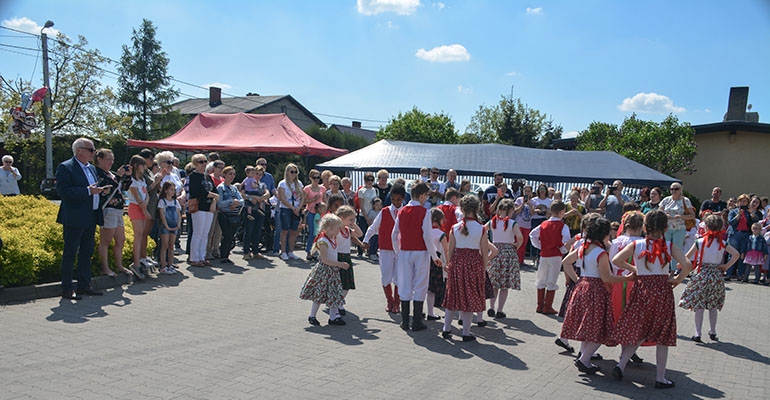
[396,250,430,301]
[190,211,214,262]
[379,250,397,286]
[535,255,561,291]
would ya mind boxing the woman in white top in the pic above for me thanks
[277,163,305,260]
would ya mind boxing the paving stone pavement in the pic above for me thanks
[1,250,768,399]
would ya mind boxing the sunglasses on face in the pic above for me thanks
[163,160,173,165]
[670,188,681,191]
[196,160,207,164]
[80,147,95,153]
[311,175,320,179]
[289,170,298,174]
[258,163,267,166]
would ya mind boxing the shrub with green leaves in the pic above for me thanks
[0,195,155,287]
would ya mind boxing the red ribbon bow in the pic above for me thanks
[640,238,671,266]
[578,239,592,259]
[491,215,510,231]
[313,231,337,248]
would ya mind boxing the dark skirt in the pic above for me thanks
[428,257,446,307]
[558,269,581,317]
[610,275,677,347]
[338,252,355,290]
[443,248,485,312]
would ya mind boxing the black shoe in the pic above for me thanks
[576,352,603,360]
[462,335,476,342]
[487,308,496,318]
[555,338,575,353]
[655,380,675,389]
[495,311,507,319]
[709,333,718,341]
[328,317,346,326]
[308,317,320,326]
[691,336,702,343]
[75,288,103,296]
[630,353,644,364]
[220,258,233,264]
[476,320,488,327]
[441,330,452,339]
[611,366,623,381]
[458,319,463,326]
[574,359,600,375]
[426,315,441,321]
[400,300,410,331]
[338,308,347,316]
[61,290,82,300]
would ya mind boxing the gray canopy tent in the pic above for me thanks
[317,140,678,187]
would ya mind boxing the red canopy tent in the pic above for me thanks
[127,113,348,157]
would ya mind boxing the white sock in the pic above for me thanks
[443,309,454,332]
[476,311,483,322]
[617,343,640,371]
[426,292,436,316]
[497,289,508,313]
[339,290,348,310]
[460,312,473,336]
[655,345,669,383]
[489,289,498,311]
[708,308,719,335]
[310,302,320,318]
[329,307,339,319]
[694,309,704,337]
[579,342,601,367]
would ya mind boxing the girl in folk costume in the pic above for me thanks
[560,217,635,375]
[426,208,449,321]
[555,212,602,354]
[741,222,768,283]
[608,211,648,364]
[442,195,498,342]
[299,214,351,326]
[485,198,523,319]
[679,214,739,342]
[334,206,365,316]
[609,210,692,389]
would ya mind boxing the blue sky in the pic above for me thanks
[2,0,769,137]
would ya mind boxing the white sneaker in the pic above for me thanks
[288,252,301,260]
[159,266,175,275]
[280,253,289,261]
[142,257,158,267]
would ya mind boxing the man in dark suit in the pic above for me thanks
[56,138,108,300]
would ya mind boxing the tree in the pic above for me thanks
[377,107,458,144]
[576,114,697,176]
[464,94,562,148]
[118,19,178,140]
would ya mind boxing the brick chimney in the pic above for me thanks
[209,86,222,107]
[352,121,362,128]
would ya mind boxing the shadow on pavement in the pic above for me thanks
[504,317,557,337]
[573,364,725,399]
[46,285,131,324]
[303,311,382,345]
[697,340,770,365]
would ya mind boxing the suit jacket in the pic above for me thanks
[56,157,103,228]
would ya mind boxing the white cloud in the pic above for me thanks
[386,21,399,29]
[563,130,580,138]
[433,2,445,9]
[457,85,473,94]
[526,7,543,15]
[1,17,59,36]
[505,71,519,76]
[617,92,685,114]
[415,44,470,62]
[357,0,420,15]
[705,108,711,113]
[202,82,232,90]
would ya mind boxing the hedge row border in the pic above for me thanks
[0,273,133,304]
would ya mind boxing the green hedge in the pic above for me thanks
[0,195,155,287]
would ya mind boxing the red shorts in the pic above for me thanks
[128,203,149,221]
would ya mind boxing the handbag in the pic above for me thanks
[188,198,199,213]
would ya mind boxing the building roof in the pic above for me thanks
[317,140,678,186]
[168,94,326,127]
[692,121,770,135]
[329,124,377,142]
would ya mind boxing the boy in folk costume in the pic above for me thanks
[363,184,407,314]
[391,181,442,331]
[529,201,572,314]
[438,188,463,235]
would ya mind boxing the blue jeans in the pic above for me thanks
[272,210,282,253]
[305,212,316,254]
[664,228,686,271]
[243,210,265,255]
[727,231,750,278]
[368,235,379,256]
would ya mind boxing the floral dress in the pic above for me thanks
[679,235,727,311]
[299,235,345,308]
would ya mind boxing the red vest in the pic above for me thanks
[539,220,566,257]
[438,203,458,235]
[378,207,396,250]
[397,205,428,251]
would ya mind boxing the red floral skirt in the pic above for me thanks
[443,248,485,312]
[560,277,615,345]
[610,275,677,347]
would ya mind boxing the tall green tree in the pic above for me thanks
[464,94,562,148]
[576,114,697,176]
[117,19,178,140]
[377,106,458,144]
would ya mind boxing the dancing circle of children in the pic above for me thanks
[334,205,366,316]
[529,201,574,315]
[678,213,739,343]
[363,183,408,314]
[559,216,636,375]
[299,213,351,326]
[391,181,443,332]
[426,208,449,321]
[484,198,523,319]
[441,195,498,342]
[608,210,692,389]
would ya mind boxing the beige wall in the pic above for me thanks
[251,98,320,131]
[676,130,770,201]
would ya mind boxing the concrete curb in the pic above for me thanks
[0,273,133,304]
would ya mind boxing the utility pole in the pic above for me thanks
[41,20,54,178]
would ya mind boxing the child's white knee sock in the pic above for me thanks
[708,308,719,335]
[694,309,704,337]
[655,345,669,383]
[460,312,473,336]
[427,292,436,316]
[497,289,508,313]
[442,309,454,332]
[310,302,320,318]
[329,307,340,319]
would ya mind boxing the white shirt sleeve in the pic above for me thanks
[529,225,542,249]
[391,216,401,253]
[423,209,438,259]
[364,209,383,243]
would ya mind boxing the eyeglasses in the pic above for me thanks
[431,171,439,175]
[2,161,11,164]
[365,178,374,181]
[163,160,173,165]
[289,170,298,174]
[257,163,267,166]
[311,175,320,179]
[196,160,207,164]
[80,147,95,153]
[670,188,681,191]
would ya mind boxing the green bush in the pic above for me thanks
[0,195,155,287]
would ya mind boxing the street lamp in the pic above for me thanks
[41,20,54,178]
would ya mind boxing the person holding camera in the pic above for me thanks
[483,172,513,219]
[598,180,629,223]
[94,149,133,277]
[587,180,605,214]
[659,182,695,272]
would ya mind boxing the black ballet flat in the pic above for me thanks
[554,338,575,353]
[611,366,623,381]
[655,380,675,389]
[441,331,452,339]
[487,308,496,318]
[426,315,441,321]
[495,311,507,319]
[691,336,702,343]
[574,359,600,375]
[630,353,644,364]
[462,335,476,342]
[476,321,488,327]
[709,333,719,341]
[308,317,320,326]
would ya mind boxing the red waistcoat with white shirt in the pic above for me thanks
[397,205,427,251]
[539,220,566,257]
[378,206,397,250]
